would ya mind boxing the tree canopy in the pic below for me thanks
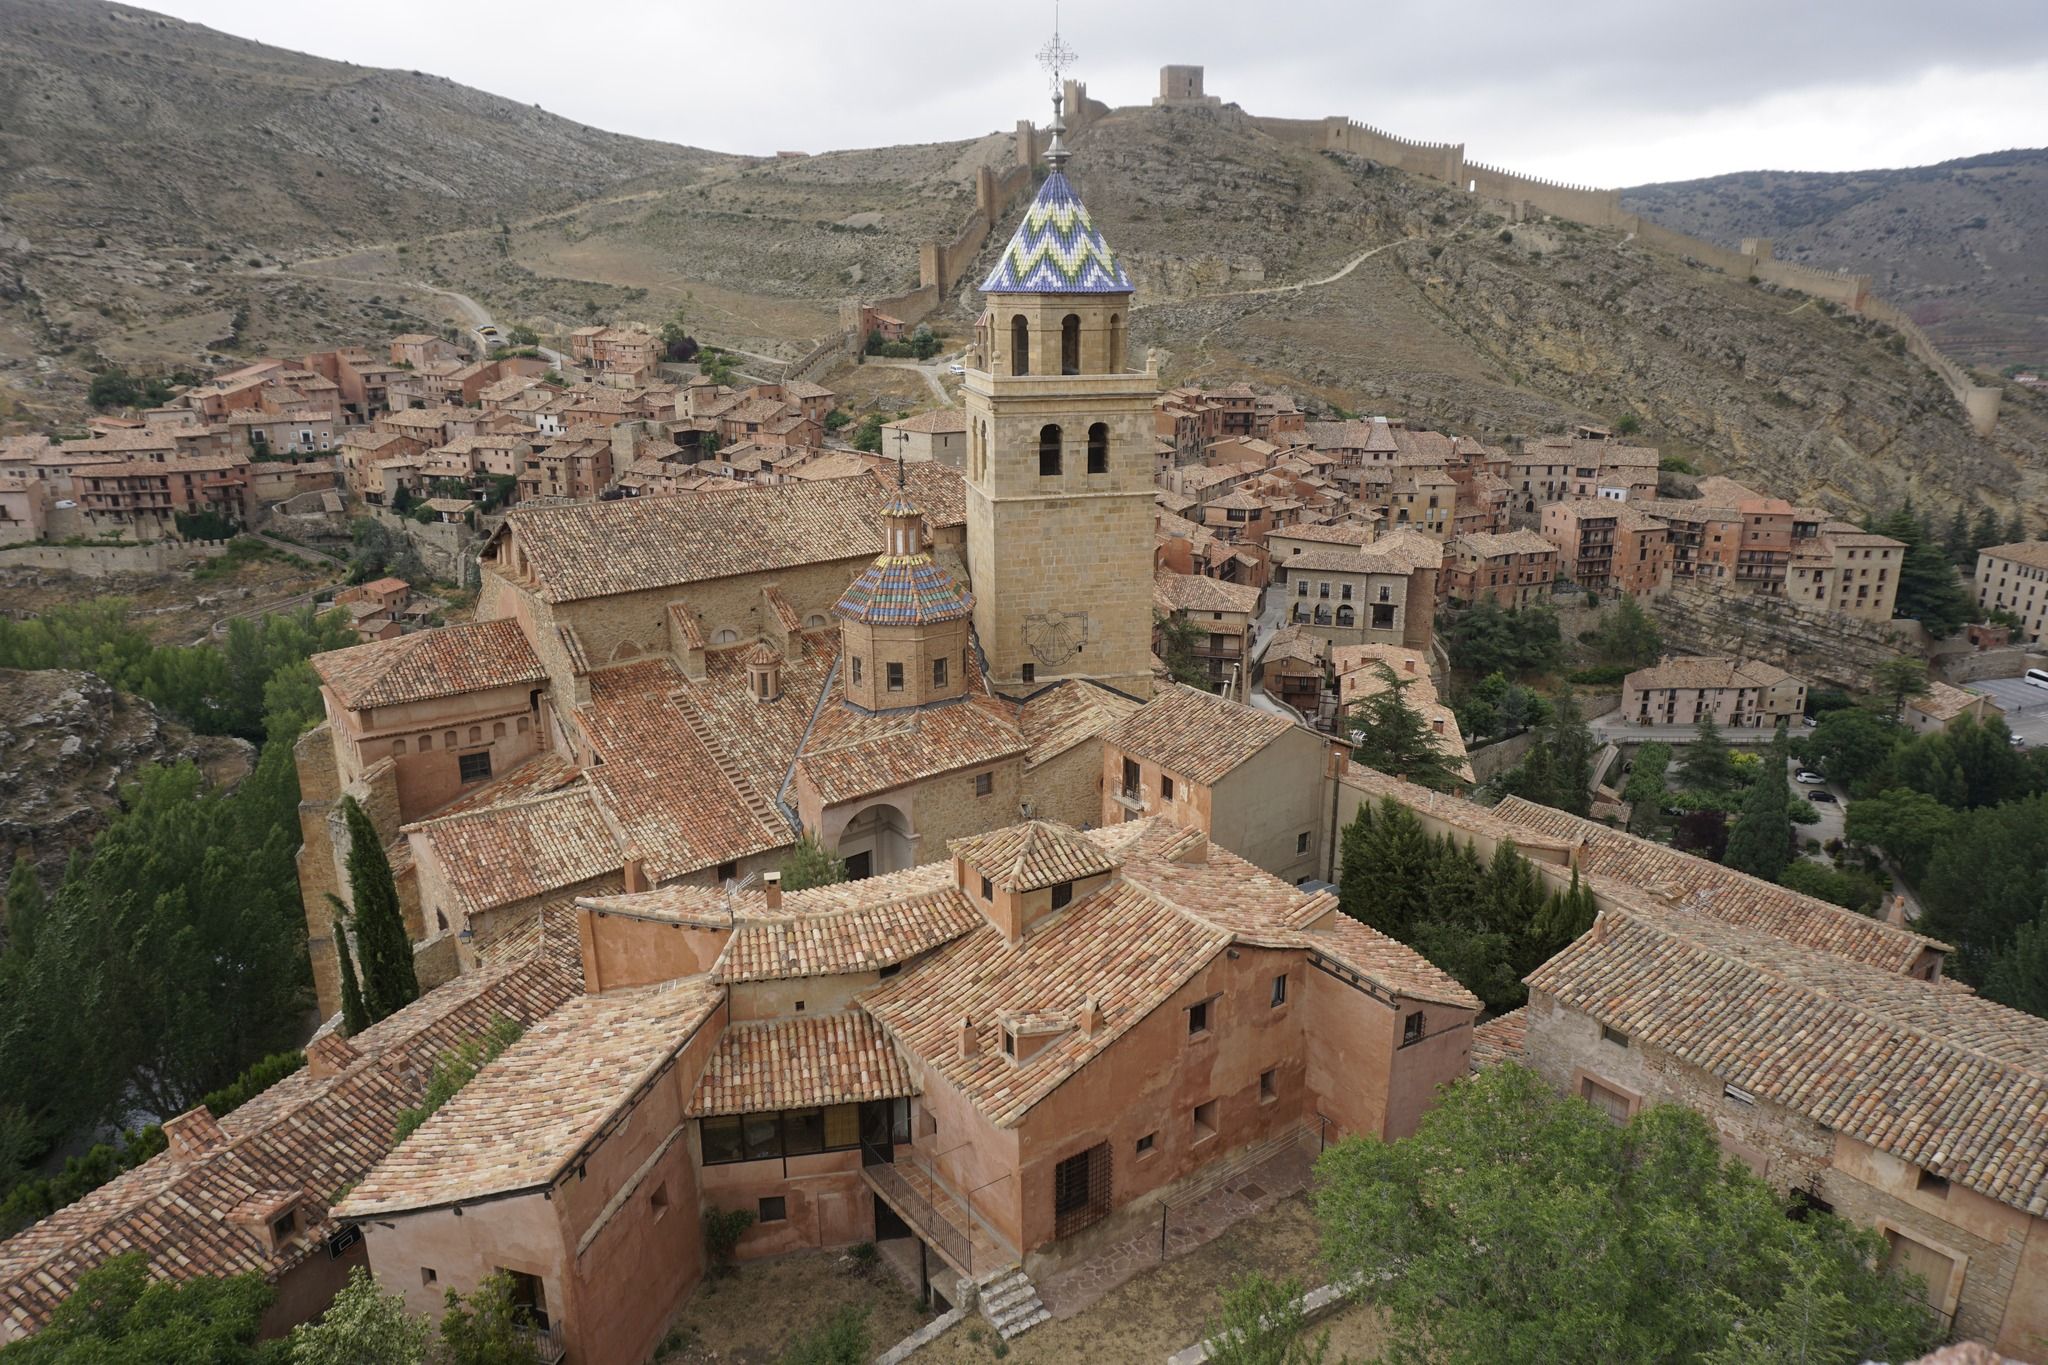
[1346,663,1462,792]
[0,1252,277,1364]
[1315,1065,1939,1365]
[1588,595,1663,669]
[1440,602,1563,679]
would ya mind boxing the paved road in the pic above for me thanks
[1967,677,2048,748]
[1591,718,1789,745]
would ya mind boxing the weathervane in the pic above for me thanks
[1035,1,1077,170]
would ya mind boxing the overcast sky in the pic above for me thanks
[146,0,2048,185]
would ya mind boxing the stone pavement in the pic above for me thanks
[1032,1139,1316,1319]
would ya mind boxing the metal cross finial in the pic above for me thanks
[893,428,908,488]
[1036,4,1078,170]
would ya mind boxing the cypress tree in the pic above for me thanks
[341,796,417,1022]
[1533,869,1599,953]
[4,856,43,959]
[1724,739,1793,882]
[327,896,370,1037]
[1337,803,1375,926]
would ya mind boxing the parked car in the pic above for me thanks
[947,362,965,374]
[1794,770,1827,784]
[2011,734,2027,748]
[1807,790,1837,804]
[1801,715,1819,728]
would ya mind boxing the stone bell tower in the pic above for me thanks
[961,81,1157,700]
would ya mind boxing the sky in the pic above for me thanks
[143,0,2048,185]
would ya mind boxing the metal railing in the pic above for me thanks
[863,1145,979,1279]
[513,1322,566,1364]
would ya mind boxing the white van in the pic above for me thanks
[2026,669,2048,690]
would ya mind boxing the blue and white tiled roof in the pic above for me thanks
[980,171,1133,295]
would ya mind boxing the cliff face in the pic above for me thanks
[0,669,254,899]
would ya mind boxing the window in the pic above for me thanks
[1271,974,1287,1007]
[468,725,482,744]
[851,656,862,684]
[1600,1024,1629,1048]
[980,875,993,900]
[649,1183,669,1218]
[270,1211,296,1244]
[458,751,492,783]
[1192,1099,1218,1143]
[1053,1142,1111,1236]
[1579,1076,1632,1123]
[501,1270,549,1330]
[1021,663,1035,683]
[1038,423,1062,477]
[443,730,457,748]
[1087,422,1108,474]
[1135,1131,1156,1157]
[421,1267,438,1287]
[1296,831,1310,855]
[717,860,737,881]
[391,738,406,756]
[758,1196,787,1223]
[1723,1083,1756,1107]
[1160,774,1175,801]
[783,1107,825,1156]
[1188,999,1210,1036]
[1010,315,1030,376]
[1259,1068,1278,1102]
[933,657,948,688]
[1402,1011,1425,1045]
[418,733,432,750]
[1917,1169,1950,1198]
[1108,313,1124,368]
[885,661,904,692]
[975,771,993,797]
[1050,881,1073,910]
[1061,314,1081,375]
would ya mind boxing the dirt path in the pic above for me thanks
[865,354,959,406]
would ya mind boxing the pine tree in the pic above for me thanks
[1544,687,1596,817]
[2005,510,2028,545]
[1347,663,1461,791]
[1723,737,1793,882]
[340,796,417,1023]
[780,832,846,892]
[1336,803,1375,927]
[1342,799,1434,941]
[1943,506,1973,567]
[4,856,43,959]
[1677,716,1738,793]
[1499,741,1559,808]
[1972,505,2002,558]
[1532,869,1599,952]
[327,896,370,1037]
[1983,902,2048,1017]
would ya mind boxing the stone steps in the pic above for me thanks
[976,1265,1050,1340]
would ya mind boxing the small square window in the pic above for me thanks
[758,1196,786,1223]
[934,657,948,687]
[975,772,993,797]
[1295,831,1310,855]
[1259,1067,1278,1102]
[1160,774,1175,801]
[717,861,737,882]
[1192,1099,1218,1143]
[458,751,492,784]
[1600,1024,1629,1048]
[1135,1132,1156,1156]
[1021,663,1036,684]
[270,1211,296,1244]
[421,1267,438,1287]
[1188,1000,1210,1035]
[1917,1169,1949,1197]
[1050,881,1073,910]
[1402,1011,1425,1045]
[886,662,904,692]
[1270,974,1287,1008]
[980,875,993,900]
[650,1183,669,1218]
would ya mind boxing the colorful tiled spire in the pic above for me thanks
[834,488,974,626]
[980,171,1133,295]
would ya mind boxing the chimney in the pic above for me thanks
[163,1106,227,1162]
[957,1016,979,1059]
[763,870,783,911]
[1587,912,1607,946]
[306,1032,359,1080]
[1886,894,1908,928]
[1077,998,1102,1038]
[623,849,650,894]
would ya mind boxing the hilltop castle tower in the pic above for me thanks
[963,90,1157,700]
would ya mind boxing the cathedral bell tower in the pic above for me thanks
[961,76,1158,700]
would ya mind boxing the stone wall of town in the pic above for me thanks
[0,539,230,576]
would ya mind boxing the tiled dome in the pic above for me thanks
[834,554,974,626]
[980,172,1133,295]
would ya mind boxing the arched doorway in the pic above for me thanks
[834,803,916,879]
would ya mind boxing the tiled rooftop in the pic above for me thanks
[1530,901,2048,1215]
[312,618,547,710]
[336,977,722,1218]
[951,821,1118,892]
[980,171,1133,295]
[1015,680,1143,768]
[407,787,622,919]
[1624,656,1794,692]
[715,881,982,983]
[1469,1007,1528,1070]
[1154,571,1260,615]
[688,1012,916,1117]
[1104,683,1299,785]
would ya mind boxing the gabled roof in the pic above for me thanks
[1015,680,1144,768]
[312,618,547,710]
[950,820,1117,891]
[980,171,1133,295]
[688,1012,916,1118]
[1105,684,1300,785]
[407,788,621,920]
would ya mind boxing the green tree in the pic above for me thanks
[1590,596,1663,669]
[1156,611,1213,691]
[505,324,540,348]
[0,1252,276,1364]
[1972,505,2002,559]
[1543,686,1597,817]
[1497,739,1560,809]
[1441,601,1564,678]
[1801,707,1901,796]
[1621,742,1673,835]
[1723,733,1793,881]
[1336,800,1432,942]
[392,1016,523,1145]
[907,324,940,361]
[1346,663,1461,792]
[778,1305,871,1365]
[330,905,370,1038]
[1918,795,2048,987]
[1677,716,1739,793]
[1894,714,2033,811]
[341,796,417,1023]
[287,1266,430,1365]
[1201,1272,1329,1365]
[851,414,885,453]
[1943,505,1973,567]
[1871,657,1930,724]
[1876,507,1972,636]
[1314,1065,1938,1365]
[1983,901,2048,1016]
[4,857,42,959]
[779,833,846,893]
[1778,859,1886,914]
[1844,788,1958,884]
[436,1273,541,1365]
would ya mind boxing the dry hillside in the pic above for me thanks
[1626,150,2048,369]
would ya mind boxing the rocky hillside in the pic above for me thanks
[1625,150,2048,369]
[0,0,732,411]
[0,669,254,901]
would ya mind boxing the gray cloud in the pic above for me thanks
[144,0,2048,184]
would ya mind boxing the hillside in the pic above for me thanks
[0,0,733,409]
[1625,150,2048,368]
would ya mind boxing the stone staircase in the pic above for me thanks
[976,1264,1050,1340]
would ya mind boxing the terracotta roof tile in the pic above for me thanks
[688,1012,915,1117]
[1104,684,1298,785]
[312,619,546,709]
[407,788,622,919]
[715,883,983,983]
[1016,680,1143,768]
[951,821,1117,892]
[1469,1007,1528,1070]
[1154,572,1260,615]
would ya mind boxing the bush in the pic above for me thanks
[1566,664,1632,687]
[703,1207,754,1275]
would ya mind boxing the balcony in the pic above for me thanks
[1110,783,1148,814]
[513,1323,565,1364]
[863,1150,1014,1281]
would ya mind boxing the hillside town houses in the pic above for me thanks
[6,81,2036,1365]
